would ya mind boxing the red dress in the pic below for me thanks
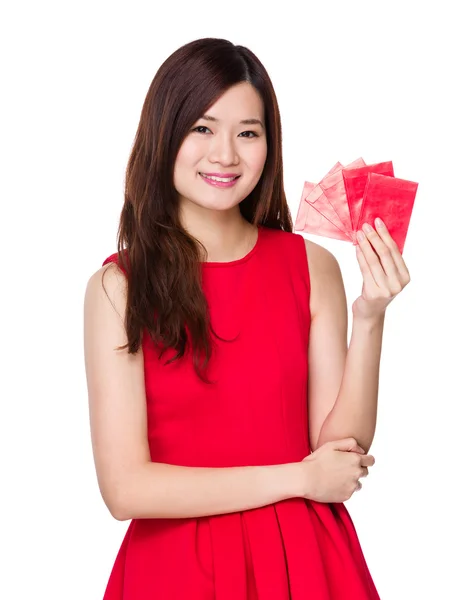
[101,224,380,599]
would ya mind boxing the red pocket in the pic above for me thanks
[358,173,418,254]
[310,191,354,240]
[318,157,366,236]
[304,200,353,241]
[295,180,351,241]
[294,181,316,230]
[295,162,354,241]
[342,162,395,232]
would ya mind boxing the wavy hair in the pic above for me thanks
[107,37,292,382]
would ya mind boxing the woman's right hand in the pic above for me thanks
[299,437,375,503]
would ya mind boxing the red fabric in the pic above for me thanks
[101,225,380,599]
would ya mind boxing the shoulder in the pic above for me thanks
[303,237,341,276]
[302,238,345,318]
[102,249,129,275]
[84,259,128,323]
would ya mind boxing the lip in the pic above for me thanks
[199,172,240,189]
[199,172,240,178]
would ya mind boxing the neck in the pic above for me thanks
[179,206,258,263]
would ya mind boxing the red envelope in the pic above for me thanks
[296,162,342,229]
[303,200,353,241]
[295,180,351,241]
[304,161,344,221]
[357,172,418,254]
[305,178,351,239]
[316,157,366,237]
[342,162,395,232]
[294,180,316,230]
[295,163,352,241]
[310,193,352,239]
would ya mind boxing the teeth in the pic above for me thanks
[201,173,238,182]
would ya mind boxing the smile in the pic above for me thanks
[199,173,240,182]
[199,173,241,188]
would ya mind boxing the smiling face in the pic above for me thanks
[174,82,268,215]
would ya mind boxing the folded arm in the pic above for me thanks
[83,263,305,520]
[304,240,383,454]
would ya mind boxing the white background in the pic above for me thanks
[2,1,471,598]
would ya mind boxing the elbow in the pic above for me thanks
[103,493,127,521]
[109,485,134,521]
[113,509,129,522]
[108,497,129,521]
[101,482,131,522]
[105,464,148,521]
[102,462,153,521]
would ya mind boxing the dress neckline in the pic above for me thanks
[202,225,262,268]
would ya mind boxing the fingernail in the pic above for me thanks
[357,230,365,242]
[362,223,373,233]
[375,218,384,228]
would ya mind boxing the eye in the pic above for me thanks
[192,126,211,134]
[191,126,259,138]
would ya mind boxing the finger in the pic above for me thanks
[357,225,393,287]
[302,451,317,461]
[360,454,375,467]
[332,437,365,454]
[348,443,366,455]
[356,230,388,288]
[362,221,401,281]
[374,218,411,283]
[359,467,369,478]
[355,244,376,287]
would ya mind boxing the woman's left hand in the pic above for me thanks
[352,218,411,321]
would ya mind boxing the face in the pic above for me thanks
[173,82,268,215]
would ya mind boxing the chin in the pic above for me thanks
[181,193,243,212]
[200,200,242,212]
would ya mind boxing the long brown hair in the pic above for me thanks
[107,37,292,382]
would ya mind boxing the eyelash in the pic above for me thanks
[191,126,259,138]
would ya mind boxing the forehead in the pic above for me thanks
[203,82,264,121]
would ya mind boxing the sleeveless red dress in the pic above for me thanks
[101,224,380,599]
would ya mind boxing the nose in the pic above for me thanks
[208,133,239,167]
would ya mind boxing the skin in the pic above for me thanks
[174,81,267,263]
[307,221,411,456]
[84,82,408,520]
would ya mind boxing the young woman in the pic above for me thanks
[84,37,410,599]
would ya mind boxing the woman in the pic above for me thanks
[84,37,409,599]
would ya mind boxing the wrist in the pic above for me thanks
[352,312,385,331]
[287,461,308,499]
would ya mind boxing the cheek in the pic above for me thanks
[247,142,267,173]
[175,138,201,168]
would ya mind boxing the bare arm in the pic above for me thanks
[118,462,302,520]
[304,240,349,451]
[317,315,384,454]
[84,264,304,521]
[304,240,382,455]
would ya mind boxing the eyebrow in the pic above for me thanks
[200,114,264,128]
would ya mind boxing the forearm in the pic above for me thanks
[317,313,385,453]
[114,460,304,520]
